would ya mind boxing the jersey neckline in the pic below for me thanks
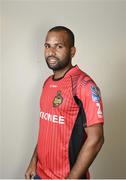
[52,65,79,81]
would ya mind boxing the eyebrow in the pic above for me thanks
[44,42,64,46]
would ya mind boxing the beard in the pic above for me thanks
[45,55,71,71]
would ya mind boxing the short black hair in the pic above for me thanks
[48,26,75,47]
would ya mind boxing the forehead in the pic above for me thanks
[45,31,69,45]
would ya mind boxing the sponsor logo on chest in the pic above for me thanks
[40,111,64,124]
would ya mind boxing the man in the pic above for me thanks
[25,26,104,179]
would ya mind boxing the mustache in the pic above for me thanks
[46,56,59,61]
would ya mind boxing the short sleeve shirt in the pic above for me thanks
[37,65,104,179]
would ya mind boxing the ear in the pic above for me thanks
[70,47,76,58]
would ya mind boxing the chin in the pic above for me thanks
[48,65,58,71]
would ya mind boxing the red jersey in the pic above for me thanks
[37,65,104,179]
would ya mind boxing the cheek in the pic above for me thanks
[57,50,68,58]
[63,51,70,59]
[44,49,48,57]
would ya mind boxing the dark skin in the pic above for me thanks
[25,30,104,179]
[44,31,76,79]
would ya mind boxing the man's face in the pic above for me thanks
[44,31,75,71]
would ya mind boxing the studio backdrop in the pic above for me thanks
[0,0,126,178]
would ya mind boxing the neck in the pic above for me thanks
[53,64,73,80]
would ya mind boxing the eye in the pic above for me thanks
[44,44,50,48]
[57,45,63,49]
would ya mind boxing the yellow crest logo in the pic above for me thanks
[53,91,63,107]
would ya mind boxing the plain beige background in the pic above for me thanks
[0,0,126,178]
[0,0,2,176]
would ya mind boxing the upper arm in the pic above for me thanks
[85,124,104,143]
[77,78,104,127]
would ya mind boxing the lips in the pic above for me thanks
[47,57,58,64]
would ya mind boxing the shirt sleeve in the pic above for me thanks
[77,80,104,127]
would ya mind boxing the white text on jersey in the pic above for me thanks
[40,111,65,124]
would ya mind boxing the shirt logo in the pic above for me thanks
[50,84,57,88]
[53,91,63,107]
[91,85,101,103]
[40,111,64,124]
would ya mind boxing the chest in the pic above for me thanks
[40,77,78,113]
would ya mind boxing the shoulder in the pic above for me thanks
[76,69,97,89]
[75,70,101,99]
[70,67,99,97]
[43,75,52,88]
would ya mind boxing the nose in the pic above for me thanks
[48,47,56,56]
